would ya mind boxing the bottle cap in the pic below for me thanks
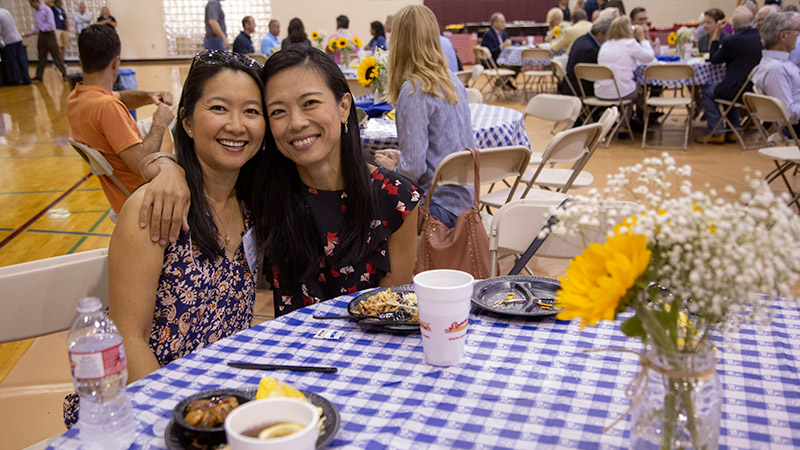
[77,297,102,313]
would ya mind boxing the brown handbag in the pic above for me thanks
[414,148,491,279]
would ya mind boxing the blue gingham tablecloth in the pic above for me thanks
[497,45,564,67]
[360,103,531,154]
[634,60,726,86]
[50,293,800,449]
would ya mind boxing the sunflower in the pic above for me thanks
[553,25,562,38]
[555,231,651,329]
[353,36,363,48]
[357,57,378,87]
[337,37,349,49]
[328,39,337,51]
[667,32,677,45]
[311,31,320,40]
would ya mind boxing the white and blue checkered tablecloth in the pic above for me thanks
[49,292,800,449]
[634,60,726,86]
[497,45,564,67]
[360,103,531,154]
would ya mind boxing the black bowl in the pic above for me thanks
[172,388,252,441]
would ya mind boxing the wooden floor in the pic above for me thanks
[0,62,797,448]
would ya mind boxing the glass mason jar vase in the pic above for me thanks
[629,345,722,450]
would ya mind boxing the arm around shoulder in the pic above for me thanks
[108,188,169,383]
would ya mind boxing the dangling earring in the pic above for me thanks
[343,122,349,134]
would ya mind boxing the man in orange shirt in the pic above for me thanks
[68,24,174,213]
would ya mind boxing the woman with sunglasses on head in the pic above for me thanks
[64,50,267,428]
[258,45,420,316]
[109,51,268,384]
[373,5,474,228]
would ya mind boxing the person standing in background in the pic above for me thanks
[0,7,32,85]
[557,0,572,23]
[583,0,599,21]
[260,19,280,54]
[96,6,116,29]
[26,0,67,82]
[233,15,255,54]
[49,0,68,60]
[73,2,91,42]
[385,15,392,45]
[204,0,230,50]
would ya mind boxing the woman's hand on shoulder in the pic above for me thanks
[374,149,401,170]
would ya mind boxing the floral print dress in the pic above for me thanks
[64,213,256,428]
[270,167,421,316]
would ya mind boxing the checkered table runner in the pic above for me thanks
[634,61,726,86]
[49,292,800,449]
[360,103,531,154]
[497,46,564,67]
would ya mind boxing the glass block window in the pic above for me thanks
[163,0,272,57]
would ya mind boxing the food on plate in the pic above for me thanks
[183,395,240,428]
[356,288,419,321]
[492,292,524,308]
[253,422,306,439]
[255,377,326,435]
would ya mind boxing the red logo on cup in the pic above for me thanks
[420,320,431,332]
[444,317,468,334]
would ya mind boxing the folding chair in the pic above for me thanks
[574,63,636,147]
[708,65,760,150]
[471,64,485,87]
[0,249,109,343]
[641,64,695,150]
[523,93,583,165]
[472,46,516,99]
[455,70,472,86]
[552,59,580,98]
[488,199,643,276]
[69,138,131,198]
[466,88,483,104]
[424,146,531,233]
[742,93,800,211]
[480,122,603,211]
[246,53,268,65]
[520,48,554,99]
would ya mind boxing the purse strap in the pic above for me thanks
[422,148,482,214]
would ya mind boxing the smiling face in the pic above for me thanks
[265,66,351,186]
[703,14,716,33]
[182,70,265,176]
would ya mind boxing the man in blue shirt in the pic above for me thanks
[261,20,280,54]
[233,16,255,54]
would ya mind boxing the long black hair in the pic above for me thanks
[254,45,374,283]
[286,18,308,43]
[370,21,386,38]
[174,51,267,259]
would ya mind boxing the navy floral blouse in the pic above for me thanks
[270,167,421,316]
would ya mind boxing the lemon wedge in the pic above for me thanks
[255,377,306,401]
[258,422,306,439]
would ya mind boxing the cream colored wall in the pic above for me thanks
[107,0,168,60]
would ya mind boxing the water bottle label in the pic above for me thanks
[69,342,127,379]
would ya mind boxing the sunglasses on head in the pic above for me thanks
[190,49,264,71]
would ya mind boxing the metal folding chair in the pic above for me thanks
[472,46,516,99]
[708,65,760,150]
[641,64,695,151]
[574,63,635,147]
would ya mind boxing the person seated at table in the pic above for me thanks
[545,8,564,43]
[68,24,181,216]
[373,4,473,229]
[366,20,387,51]
[552,9,592,53]
[756,5,780,29]
[63,50,268,427]
[327,14,359,65]
[281,17,311,49]
[698,9,729,53]
[480,12,516,89]
[696,7,761,145]
[753,12,800,134]
[261,45,420,316]
[560,17,611,97]
[597,6,619,22]
[605,0,625,16]
[596,16,654,127]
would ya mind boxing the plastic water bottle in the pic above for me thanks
[67,297,136,449]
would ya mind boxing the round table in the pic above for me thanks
[360,103,531,153]
[634,59,726,86]
[497,44,565,67]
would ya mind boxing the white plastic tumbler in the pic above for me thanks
[526,36,534,47]
[413,269,474,366]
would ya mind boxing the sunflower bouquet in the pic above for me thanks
[356,49,389,97]
[327,35,363,67]
[310,30,327,49]
[668,26,695,57]
[547,154,800,448]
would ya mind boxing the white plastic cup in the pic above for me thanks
[526,36,534,47]
[413,269,474,366]
[224,398,319,450]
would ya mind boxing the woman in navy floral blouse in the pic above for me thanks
[258,45,421,316]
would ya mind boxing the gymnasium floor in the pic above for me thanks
[0,61,796,448]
